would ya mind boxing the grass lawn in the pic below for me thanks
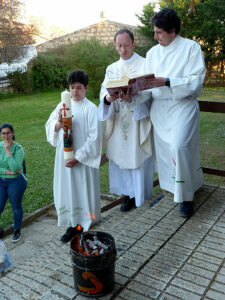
[0,87,224,228]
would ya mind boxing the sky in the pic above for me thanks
[24,0,151,32]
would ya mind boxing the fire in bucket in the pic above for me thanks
[70,226,116,297]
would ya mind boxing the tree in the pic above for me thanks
[0,0,39,63]
[137,0,225,84]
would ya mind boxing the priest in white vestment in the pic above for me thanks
[98,29,154,212]
[46,70,102,242]
[129,8,206,217]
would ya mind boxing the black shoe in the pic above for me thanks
[12,230,21,243]
[0,227,4,239]
[60,227,76,243]
[121,196,135,212]
[180,202,193,217]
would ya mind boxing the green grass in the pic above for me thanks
[0,87,224,227]
[198,88,225,187]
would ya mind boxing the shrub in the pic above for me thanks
[31,53,69,90]
[7,70,32,93]
[64,38,118,97]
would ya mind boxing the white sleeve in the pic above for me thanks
[170,45,206,99]
[75,105,102,169]
[45,104,61,147]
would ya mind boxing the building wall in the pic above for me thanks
[37,20,150,52]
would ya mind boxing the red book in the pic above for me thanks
[106,73,155,96]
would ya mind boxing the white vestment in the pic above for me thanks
[45,98,102,231]
[98,52,154,207]
[143,36,206,202]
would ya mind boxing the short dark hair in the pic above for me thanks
[150,7,180,34]
[114,29,134,42]
[67,69,89,87]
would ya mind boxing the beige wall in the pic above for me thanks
[37,20,150,52]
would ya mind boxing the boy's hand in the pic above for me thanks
[55,109,63,132]
[65,158,79,168]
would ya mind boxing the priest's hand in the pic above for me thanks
[119,88,132,103]
[106,93,118,102]
[65,158,79,168]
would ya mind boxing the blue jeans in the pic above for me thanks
[0,174,27,230]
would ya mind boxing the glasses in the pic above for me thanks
[1,131,12,135]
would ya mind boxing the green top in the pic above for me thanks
[0,141,24,178]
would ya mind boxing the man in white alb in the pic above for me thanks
[132,8,206,217]
[98,29,154,212]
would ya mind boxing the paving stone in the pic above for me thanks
[168,237,197,250]
[192,251,223,265]
[116,256,143,271]
[39,291,64,300]
[135,240,160,252]
[174,232,202,244]
[170,277,206,295]
[182,264,215,280]
[134,273,167,291]
[196,246,225,259]
[146,230,171,242]
[205,289,225,300]
[145,261,178,276]
[119,288,151,300]
[0,282,25,300]
[50,282,77,299]
[210,281,225,294]
[115,264,136,278]
[129,245,154,258]
[115,272,129,285]
[187,257,219,272]
[165,285,201,300]
[215,273,225,283]
[213,225,225,234]
[127,281,161,298]
[163,243,193,256]
[201,239,225,252]
[122,251,149,264]
[152,254,184,269]
[159,293,180,299]
[140,268,173,283]
[209,230,225,239]
[158,248,188,263]
[176,270,211,287]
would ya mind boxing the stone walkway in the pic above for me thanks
[0,184,224,300]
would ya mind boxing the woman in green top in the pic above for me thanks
[0,123,27,243]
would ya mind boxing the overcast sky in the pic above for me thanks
[24,0,151,31]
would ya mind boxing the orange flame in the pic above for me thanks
[75,224,83,231]
[85,211,97,220]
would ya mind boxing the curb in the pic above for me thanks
[2,193,117,238]
[2,202,55,238]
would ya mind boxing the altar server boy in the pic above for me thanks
[46,70,102,243]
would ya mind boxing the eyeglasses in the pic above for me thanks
[1,131,12,135]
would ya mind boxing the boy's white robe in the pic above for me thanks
[133,36,206,203]
[46,98,102,231]
[98,53,154,207]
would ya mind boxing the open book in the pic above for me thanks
[106,73,155,96]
